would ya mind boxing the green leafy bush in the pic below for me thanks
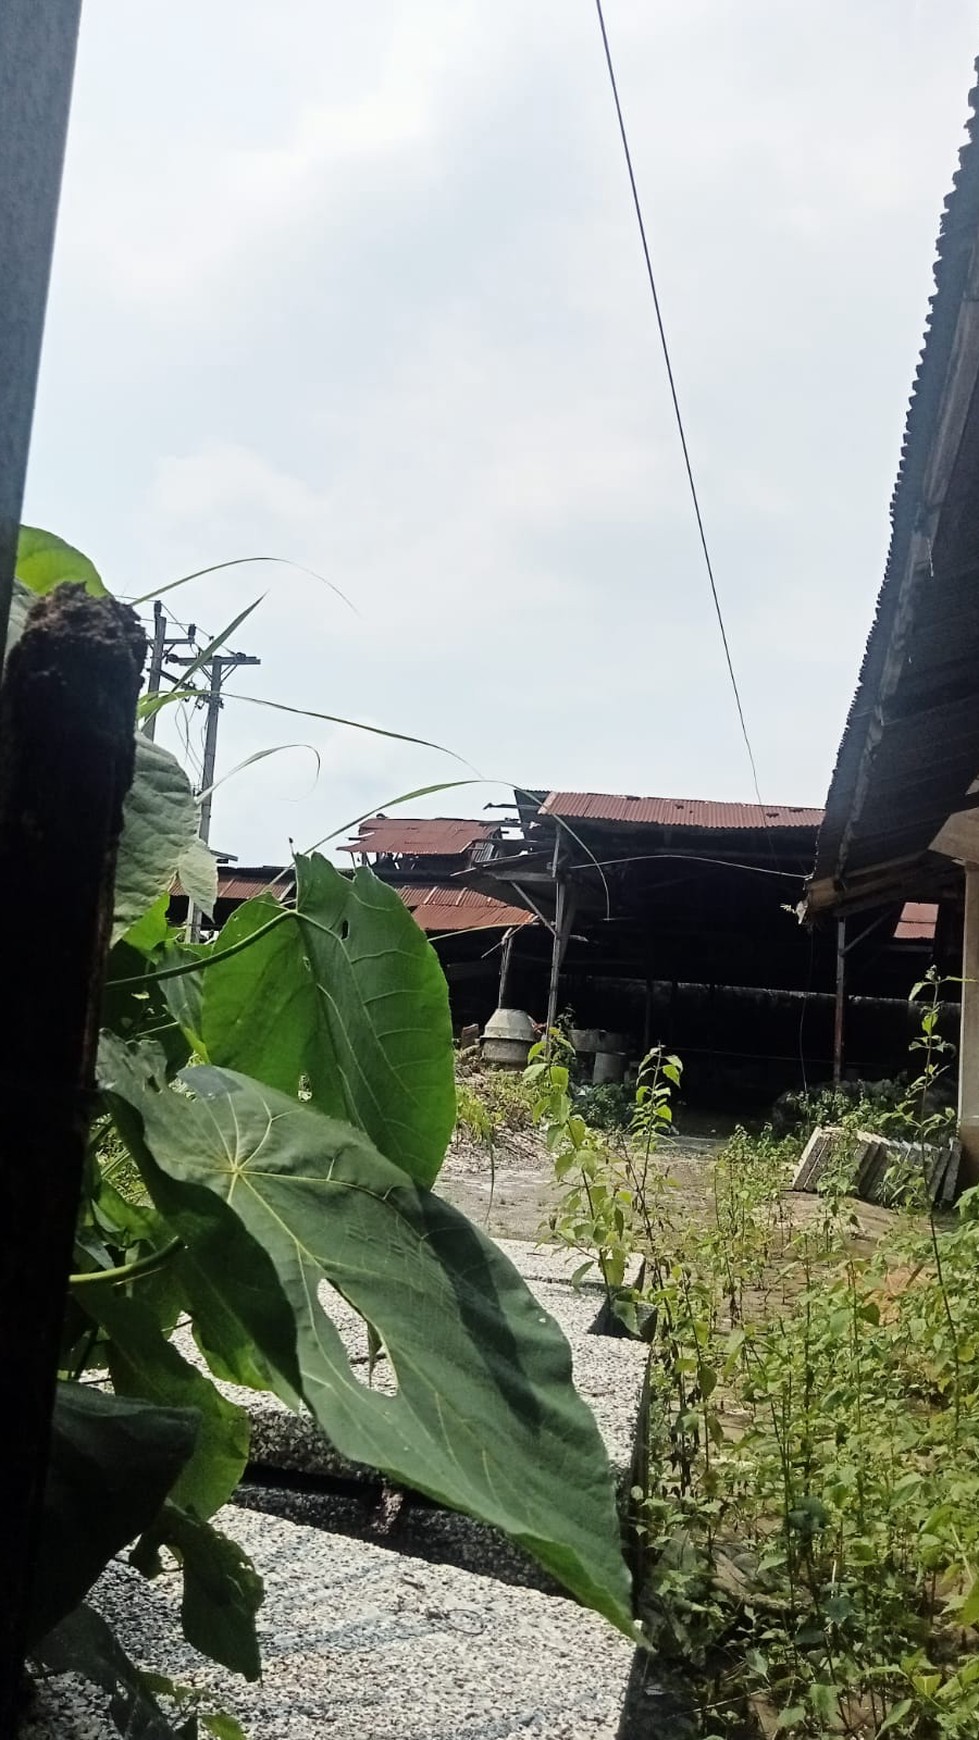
[454,1062,538,1144]
[573,1081,636,1131]
[530,1039,682,1333]
[772,1078,916,1140]
[532,989,979,1737]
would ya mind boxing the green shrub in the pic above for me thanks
[573,1080,636,1131]
[771,1078,910,1139]
[454,1063,538,1145]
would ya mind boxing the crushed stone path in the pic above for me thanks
[23,1238,652,1739]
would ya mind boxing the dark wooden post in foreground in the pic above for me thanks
[0,590,144,1735]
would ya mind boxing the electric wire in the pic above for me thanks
[592,0,765,807]
[565,850,808,880]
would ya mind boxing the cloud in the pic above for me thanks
[24,0,979,860]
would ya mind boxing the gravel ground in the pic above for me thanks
[21,1141,700,1740]
[169,1234,648,1484]
[22,1508,638,1740]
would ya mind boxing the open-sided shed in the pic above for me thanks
[807,63,979,1170]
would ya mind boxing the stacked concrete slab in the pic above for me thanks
[791,1125,961,1206]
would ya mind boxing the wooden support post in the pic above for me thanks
[546,879,567,1039]
[958,864,979,1185]
[0,590,144,1728]
[833,916,846,1086]
[642,977,653,1056]
[497,927,516,1008]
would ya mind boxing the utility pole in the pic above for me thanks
[177,648,260,940]
[198,653,260,847]
[142,602,197,741]
[144,602,166,739]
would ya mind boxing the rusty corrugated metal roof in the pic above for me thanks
[340,817,499,858]
[216,868,292,902]
[539,792,823,830]
[397,885,535,933]
[170,865,291,902]
[894,901,938,942]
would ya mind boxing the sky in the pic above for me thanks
[22,1,979,863]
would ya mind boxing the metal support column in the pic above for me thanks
[545,878,567,1039]
[833,916,846,1085]
[497,927,516,1008]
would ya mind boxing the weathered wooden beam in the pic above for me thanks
[0,589,144,1731]
[0,0,83,660]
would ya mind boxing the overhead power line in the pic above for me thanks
[592,0,765,806]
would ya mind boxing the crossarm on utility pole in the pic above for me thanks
[183,650,260,941]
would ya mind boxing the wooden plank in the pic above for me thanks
[0,0,82,659]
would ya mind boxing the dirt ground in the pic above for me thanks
[437,1125,728,1243]
[436,1122,901,1252]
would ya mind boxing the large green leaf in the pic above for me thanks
[106,1063,302,1400]
[197,853,455,1186]
[33,1604,181,1739]
[16,525,107,597]
[114,738,209,944]
[30,1383,200,1645]
[132,1503,263,1681]
[101,1037,635,1634]
[176,834,219,918]
[103,939,192,1076]
[78,1287,249,1519]
[119,895,172,956]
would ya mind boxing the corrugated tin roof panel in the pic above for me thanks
[171,866,290,902]
[539,791,823,830]
[396,885,535,933]
[215,867,291,901]
[340,817,499,857]
[894,901,939,941]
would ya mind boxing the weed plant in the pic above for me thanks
[536,983,979,1738]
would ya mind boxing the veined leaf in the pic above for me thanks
[132,1503,263,1681]
[102,940,191,1078]
[119,895,172,956]
[202,1716,248,1740]
[16,525,106,597]
[960,1575,979,1627]
[197,853,455,1186]
[101,1037,635,1633]
[176,835,218,919]
[78,1287,249,1519]
[114,738,200,943]
[106,1056,302,1399]
[29,1383,199,1645]
[33,1603,181,1739]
